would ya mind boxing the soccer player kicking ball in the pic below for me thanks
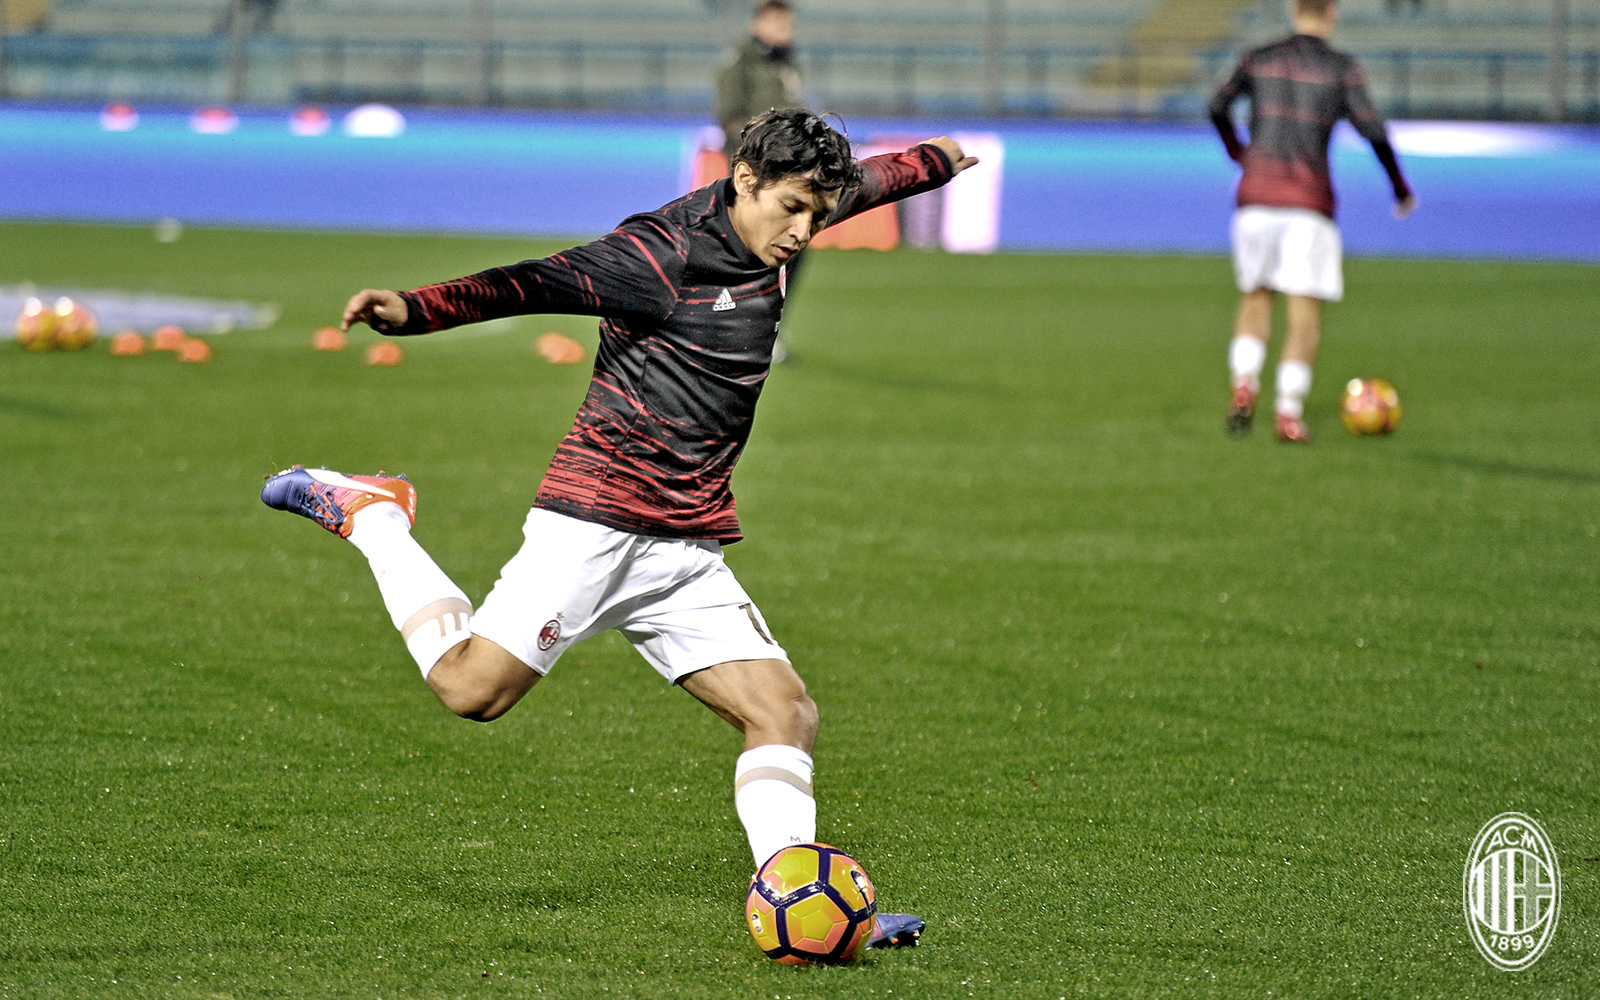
[1210,0,1415,442]
[261,110,976,949]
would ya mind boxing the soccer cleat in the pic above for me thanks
[1274,413,1312,443]
[260,466,416,538]
[1226,382,1257,436]
[866,912,924,949]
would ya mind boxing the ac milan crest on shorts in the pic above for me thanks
[469,508,788,683]
[538,619,561,651]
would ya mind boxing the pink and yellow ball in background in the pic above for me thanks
[1340,377,1404,436]
[53,297,99,351]
[15,296,57,351]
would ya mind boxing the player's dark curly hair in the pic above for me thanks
[732,109,860,193]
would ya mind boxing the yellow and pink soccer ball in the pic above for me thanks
[53,297,98,351]
[15,296,98,351]
[15,296,56,350]
[745,843,876,965]
[1340,377,1403,436]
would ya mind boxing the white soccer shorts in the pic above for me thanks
[469,508,788,683]
[1231,206,1344,302]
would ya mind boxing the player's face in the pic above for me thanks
[752,11,795,49]
[730,167,840,269]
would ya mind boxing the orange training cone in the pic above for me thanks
[177,337,213,362]
[152,325,187,350]
[536,332,585,365]
[365,341,405,366]
[109,331,148,355]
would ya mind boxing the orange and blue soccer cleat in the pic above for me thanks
[866,912,924,949]
[1274,413,1312,443]
[260,466,416,538]
[1226,382,1257,436]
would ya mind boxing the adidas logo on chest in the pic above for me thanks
[712,288,736,312]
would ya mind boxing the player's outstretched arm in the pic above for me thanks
[365,216,688,338]
[341,289,409,333]
[920,136,979,175]
[825,138,970,230]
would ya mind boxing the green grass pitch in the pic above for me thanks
[0,221,1596,998]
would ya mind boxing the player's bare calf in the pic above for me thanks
[680,657,818,753]
[424,635,538,721]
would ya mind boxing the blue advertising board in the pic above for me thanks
[1,105,1596,261]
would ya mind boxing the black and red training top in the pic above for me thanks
[1209,33,1411,219]
[390,143,955,543]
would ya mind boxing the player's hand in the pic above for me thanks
[923,136,980,175]
[342,289,409,332]
[1393,194,1418,220]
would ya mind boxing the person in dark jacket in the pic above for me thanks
[717,1,802,161]
[716,3,807,361]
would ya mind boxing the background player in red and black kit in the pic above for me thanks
[1209,0,1415,442]
[261,110,976,945]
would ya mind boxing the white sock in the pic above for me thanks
[1229,335,1266,390]
[1275,360,1313,419]
[735,744,817,868]
[346,502,472,678]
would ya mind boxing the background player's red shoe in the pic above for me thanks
[1226,382,1257,436]
[1275,414,1312,443]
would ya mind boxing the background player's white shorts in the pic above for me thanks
[469,508,788,683]
[1231,206,1344,301]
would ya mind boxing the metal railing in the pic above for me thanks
[1,31,1596,121]
[1372,46,1600,118]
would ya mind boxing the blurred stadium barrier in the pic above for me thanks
[0,0,1596,121]
[1,106,1596,261]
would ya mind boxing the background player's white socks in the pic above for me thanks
[735,744,817,868]
[1275,360,1313,418]
[346,502,472,678]
[1229,335,1266,390]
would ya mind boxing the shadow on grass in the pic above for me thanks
[1409,451,1600,486]
[0,395,85,421]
